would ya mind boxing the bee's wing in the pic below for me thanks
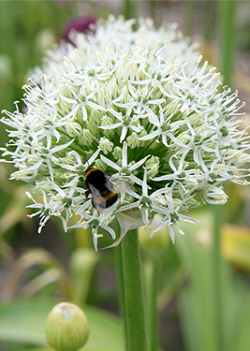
[110,177,135,194]
[88,184,107,211]
[104,174,118,193]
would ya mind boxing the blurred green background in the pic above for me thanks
[0,1,250,351]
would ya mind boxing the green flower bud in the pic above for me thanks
[107,79,119,100]
[220,126,228,137]
[162,99,180,115]
[101,115,113,127]
[94,159,107,171]
[145,156,160,178]
[59,100,72,115]
[99,137,114,154]
[45,302,89,351]
[101,115,115,138]
[90,110,102,125]
[203,185,228,205]
[97,86,105,105]
[86,120,99,137]
[66,120,82,137]
[79,129,95,146]
[127,132,139,148]
[112,146,122,160]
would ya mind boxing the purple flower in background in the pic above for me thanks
[63,16,97,42]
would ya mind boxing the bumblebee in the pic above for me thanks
[84,168,134,213]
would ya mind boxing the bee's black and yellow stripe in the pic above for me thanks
[84,167,100,180]
[94,190,118,208]
[84,168,118,210]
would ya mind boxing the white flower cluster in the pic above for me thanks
[1,16,250,248]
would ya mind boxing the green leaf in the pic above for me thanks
[236,293,250,351]
[176,212,250,351]
[0,297,124,351]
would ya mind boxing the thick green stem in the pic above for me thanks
[219,0,237,87]
[183,1,195,37]
[114,240,129,351]
[212,205,224,351]
[213,4,236,349]
[119,229,148,351]
[203,1,217,44]
[123,0,136,20]
[144,255,159,351]
[150,0,158,20]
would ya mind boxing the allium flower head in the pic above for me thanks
[1,16,250,249]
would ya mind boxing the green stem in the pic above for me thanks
[144,255,159,351]
[120,229,148,351]
[150,0,158,21]
[212,205,224,351]
[114,238,129,351]
[214,6,237,349]
[219,0,237,87]
[123,0,136,20]
[203,1,217,43]
[183,1,195,37]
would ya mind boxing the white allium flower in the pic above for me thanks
[1,16,250,249]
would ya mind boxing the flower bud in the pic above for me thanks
[98,137,114,154]
[107,79,119,100]
[162,98,180,115]
[101,115,114,138]
[90,110,102,125]
[94,159,107,171]
[66,120,82,137]
[112,146,122,160]
[45,302,89,351]
[145,156,160,178]
[203,185,228,205]
[79,129,95,146]
[127,132,139,149]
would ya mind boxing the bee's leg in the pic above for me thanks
[85,190,90,198]
[91,199,96,209]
